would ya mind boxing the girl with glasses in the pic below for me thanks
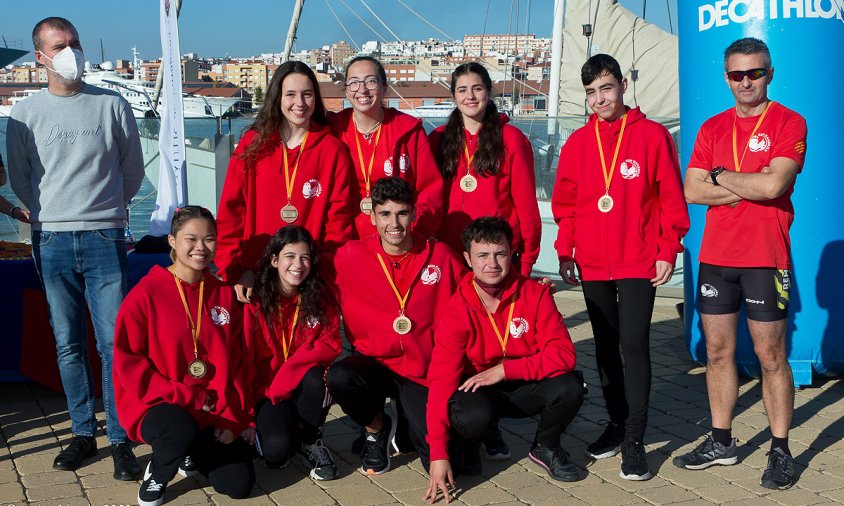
[328,56,443,240]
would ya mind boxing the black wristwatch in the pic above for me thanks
[710,166,727,186]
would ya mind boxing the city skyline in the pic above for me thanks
[3,0,677,61]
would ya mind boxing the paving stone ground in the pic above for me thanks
[2,289,842,505]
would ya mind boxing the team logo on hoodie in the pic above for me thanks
[399,153,410,174]
[749,133,771,153]
[510,317,529,338]
[306,315,321,329]
[383,158,394,176]
[420,265,442,285]
[620,159,641,180]
[303,179,322,199]
[210,306,230,326]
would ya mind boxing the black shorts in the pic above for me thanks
[697,263,790,322]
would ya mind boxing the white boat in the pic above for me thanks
[401,101,455,118]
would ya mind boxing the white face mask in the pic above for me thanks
[41,46,85,81]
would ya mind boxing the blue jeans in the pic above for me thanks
[32,228,129,444]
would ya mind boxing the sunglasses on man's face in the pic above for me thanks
[725,67,770,82]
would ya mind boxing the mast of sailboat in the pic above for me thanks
[282,0,306,63]
[152,0,183,114]
[547,0,565,134]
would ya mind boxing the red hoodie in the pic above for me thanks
[429,116,541,275]
[216,123,355,284]
[426,272,577,461]
[244,294,342,404]
[552,107,689,281]
[332,235,464,385]
[114,265,249,443]
[328,108,443,239]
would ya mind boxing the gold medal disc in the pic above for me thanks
[598,195,614,213]
[393,315,412,335]
[188,358,208,379]
[360,197,373,214]
[280,204,299,223]
[459,174,478,193]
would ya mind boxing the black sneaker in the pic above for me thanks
[528,443,580,482]
[302,439,338,481]
[481,424,511,460]
[360,414,392,475]
[761,448,795,490]
[178,455,199,477]
[672,435,738,470]
[620,440,652,481]
[585,421,624,459]
[138,462,167,506]
[53,435,97,471]
[111,442,141,481]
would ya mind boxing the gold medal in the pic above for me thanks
[460,174,478,192]
[360,197,373,214]
[188,358,207,379]
[281,204,299,223]
[598,194,614,213]
[393,314,412,335]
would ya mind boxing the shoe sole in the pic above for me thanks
[177,468,199,478]
[528,453,580,482]
[620,469,653,481]
[761,478,794,490]
[676,456,738,470]
[137,493,164,506]
[585,446,620,459]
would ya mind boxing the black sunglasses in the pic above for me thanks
[725,67,770,82]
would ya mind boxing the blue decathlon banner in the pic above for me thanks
[149,0,187,236]
[678,1,844,385]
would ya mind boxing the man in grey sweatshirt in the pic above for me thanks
[6,17,143,481]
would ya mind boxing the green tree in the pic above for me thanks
[253,85,264,106]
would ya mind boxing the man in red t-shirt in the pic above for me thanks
[674,38,807,491]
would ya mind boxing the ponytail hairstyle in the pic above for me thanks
[169,205,216,263]
[254,226,325,335]
[437,62,505,180]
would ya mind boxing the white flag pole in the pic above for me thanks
[149,0,187,236]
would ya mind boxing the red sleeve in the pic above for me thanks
[502,285,576,381]
[114,306,205,412]
[267,303,342,403]
[509,133,541,274]
[552,138,578,262]
[687,121,714,171]
[426,297,470,462]
[215,135,251,283]
[408,126,444,239]
[242,303,276,404]
[322,146,355,256]
[654,130,691,264]
[771,112,807,170]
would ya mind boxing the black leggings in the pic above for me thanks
[449,372,583,448]
[140,403,254,499]
[326,353,430,467]
[582,279,656,441]
[254,365,329,465]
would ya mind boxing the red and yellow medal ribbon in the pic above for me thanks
[732,101,772,172]
[352,116,383,198]
[282,131,309,205]
[472,279,517,357]
[171,267,204,358]
[594,114,628,195]
[278,295,301,361]
[376,252,412,314]
[463,137,477,178]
